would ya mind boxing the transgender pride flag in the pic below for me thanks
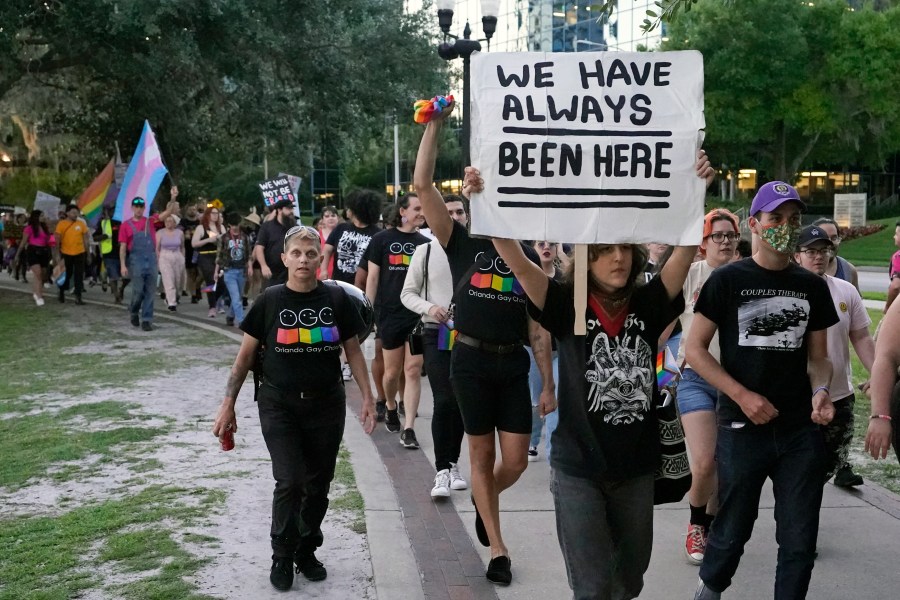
[114,121,168,222]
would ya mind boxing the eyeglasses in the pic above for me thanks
[799,248,835,258]
[707,232,740,244]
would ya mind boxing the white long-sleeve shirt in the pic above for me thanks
[401,240,454,323]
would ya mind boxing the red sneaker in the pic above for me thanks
[685,524,707,565]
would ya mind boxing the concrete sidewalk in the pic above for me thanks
[5,274,899,599]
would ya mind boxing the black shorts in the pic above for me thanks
[449,341,531,435]
[376,313,419,350]
[26,246,51,269]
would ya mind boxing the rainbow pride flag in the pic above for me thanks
[656,346,681,389]
[76,160,114,227]
[114,121,168,222]
[437,321,457,351]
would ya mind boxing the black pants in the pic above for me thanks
[257,383,346,558]
[423,328,465,471]
[62,252,86,295]
[822,395,855,480]
[197,253,217,308]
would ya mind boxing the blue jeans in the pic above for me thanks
[700,422,826,599]
[551,469,654,600]
[525,346,559,453]
[223,268,246,325]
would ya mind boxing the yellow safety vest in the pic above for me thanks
[101,219,113,255]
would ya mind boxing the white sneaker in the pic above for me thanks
[341,363,352,381]
[431,469,451,498]
[528,446,539,462]
[34,294,45,306]
[449,463,468,490]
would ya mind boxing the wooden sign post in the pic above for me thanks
[574,244,588,335]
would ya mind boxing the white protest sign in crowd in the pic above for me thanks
[469,51,706,245]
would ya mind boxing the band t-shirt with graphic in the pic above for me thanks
[241,283,366,391]
[366,228,430,323]
[443,221,539,345]
[531,276,683,481]
[217,231,251,270]
[326,222,381,284]
[694,258,838,428]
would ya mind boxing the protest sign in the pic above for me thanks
[278,172,303,218]
[34,191,61,220]
[469,51,706,245]
[258,176,296,208]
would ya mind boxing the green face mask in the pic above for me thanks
[760,222,800,254]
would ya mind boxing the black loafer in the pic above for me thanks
[472,495,490,547]
[486,555,511,585]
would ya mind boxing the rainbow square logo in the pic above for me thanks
[469,272,523,295]
[277,326,339,345]
[389,254,411,266]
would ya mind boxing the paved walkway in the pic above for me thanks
[4,274,900,599]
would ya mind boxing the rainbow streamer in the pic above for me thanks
[656,346,681,389]
[413,94,454,124]
[76,160,114,227]
[114,120,169,222]
[437,321,457,351]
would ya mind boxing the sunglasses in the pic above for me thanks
[283,225,320,249]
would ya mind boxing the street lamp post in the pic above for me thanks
[435,0,500,169]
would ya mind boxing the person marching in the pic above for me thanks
[676,208,740,565]
[96,206,124,304]
[400,194,471,497]
[17,210,55,306]
[255,198,295,290]
[793,224,874,487]
[414,102,555,586]
[212,224,376,592]
[119,197,174,331]
[192,204,226,317]
[365,194,430,444]
[688,182,839,600]
[156,214,185,312]
[216,213,253,327]
[54,204,92,305]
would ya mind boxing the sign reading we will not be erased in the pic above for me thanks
[469,51,706,245]
[258,176,295,208]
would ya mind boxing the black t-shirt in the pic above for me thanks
[367,228,430,318]
[532,276,683,481]
[694,258,839,427]
[179,217,199,265]
[443,221,540,345]
[326,222,381,284]
[256,219,290,283]
[241,283,366,391]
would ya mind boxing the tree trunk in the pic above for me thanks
[788,133,822,180]
[773,121,787,182]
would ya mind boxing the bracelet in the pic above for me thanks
[870,414,892,421]
[812,386,829,396]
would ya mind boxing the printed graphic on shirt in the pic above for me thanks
[388,242,416,269]
[228,238,245,262]
[336,230,373,275]
[468,252,524,296]
[739,296,810,349]
[275,307,341,350]
[585,328,653,425]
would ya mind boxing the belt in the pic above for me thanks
[455,332,520,354]
[423,323,442,331]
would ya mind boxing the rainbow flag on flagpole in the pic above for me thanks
[114,120,168,222]
[76,160,114,227]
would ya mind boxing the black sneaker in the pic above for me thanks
[385,409,401,433]
[833,465,864,487]
[486,555,511,586]
[398,400,406,416]
[130,314,140,327]
[472,495,490,547]
[168,305,177,312]
[141,322,154,332]
[225,316,234,326]
[375,400,387,422]
[400,428,419,449]
[269,556,294,591]
[294,552,327,581]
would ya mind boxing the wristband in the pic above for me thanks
[870,414,892,421]
[812,386,829,396]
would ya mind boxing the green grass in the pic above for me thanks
[331,445,366,534]
[848,308,899,493]
[861,291,887,302]
[0,486,222,600]
[838,218,897,266]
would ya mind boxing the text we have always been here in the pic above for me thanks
[469,51,706,246]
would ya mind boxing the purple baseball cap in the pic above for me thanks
[749,181,805,216]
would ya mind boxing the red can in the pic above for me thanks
[220,427,235,451]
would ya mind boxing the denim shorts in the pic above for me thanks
[676,368,717,415]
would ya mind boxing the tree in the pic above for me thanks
[662,0,900,181]
[0,1,449,208]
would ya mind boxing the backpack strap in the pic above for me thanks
[252,284,284,401]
